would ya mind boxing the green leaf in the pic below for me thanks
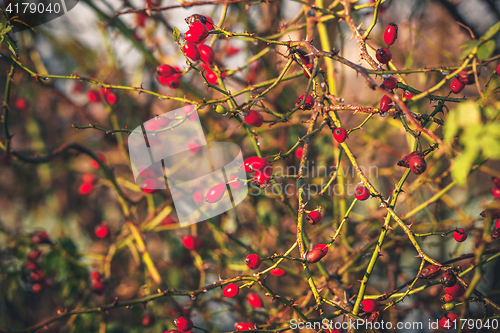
[459,40,480,59]
[444,101,481,144]
[481,21,500,41]
[477,40,496,60]
[451,149,479,186]
[173,27,180,43]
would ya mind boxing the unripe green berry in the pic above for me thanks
[442,302,456,311]
[215,105,227,114]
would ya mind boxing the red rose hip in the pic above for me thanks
[183,235,202,251]
[245,254,262,270]
[198,44,215,64]
[492,186,500,199]
[444,283,465,298]
[306,211,322,225]
[333,127,348,143]
[244,110,264,127]
[174,316,193,331]
[453,228,467,242]
[183,42,200,61]
[382,76,398,90]
[376,47,392,64]
[223,283,239,298]
[379,95,392,112]
[384,23,398,46]
[205,183,227,203]
[247,293,264,308]
[270,267,287,276]
[450,77,465,94]
[354,186,370,201]
[360,299,379,313]
[408,154,427,175]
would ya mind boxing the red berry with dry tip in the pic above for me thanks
[492,186,500,199]
[333,127,348,143]
[205,183,227,203]
[183,42,200,61]
[245,254,262,270]
[244,110,264,127]
[376,47,392,64]
[450,77,465,94]
[306,211,322,225]
[382,76,398,90]
[354,186,370,201]
[360,299,379,313]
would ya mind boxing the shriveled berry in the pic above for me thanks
[270,267,287,276]
[296,94,314,109]
[382,76,398,90]
[492,186,500,199]
[306,211,322,225]
[408,154,427,174]
[205,183,227,203]
[439,313,459,330]
[384,23,398,46]
[354,186,370,201]
[458,70,474,85]
[235,323,255,331]
[360,299,379,313]
[441,294,454,303]
[183,235,202,251]
[27,249,42,262]
[174,316,193,331]
[441,270,457,288]
[379,95,392,112]
[333,127,348,143]
[450,77,465,94]
[419,265,441,279]
[242,157,269,173]
[157,64,176,78]
[444,283,465,298]
[245,254,262,270]
[87,90,101,103]
[95,223,111,239]
[198,44,215,64]
[204,16,214,30]
[91,280,105,295]
[244,110,264,127]
[247,293,264,308]
[397,151,418,168]
[306,244,328,263]
[183,42,200,61]
[376,47,392,64]
[31,230,51,244]
[223,283,239,298]
[453,228,467,242]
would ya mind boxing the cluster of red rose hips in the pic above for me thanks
[241,156,273,185]
[27,231,52,294]
[418,265,465,329]
[89,271,105,295]
[78,172,96,196]
[375,23,397,65]
[87,86,119,105]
